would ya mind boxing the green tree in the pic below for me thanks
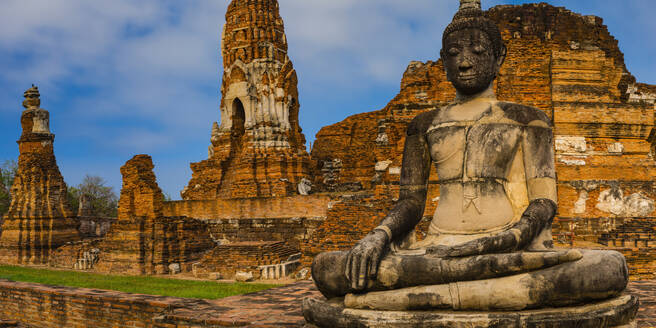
[0,160,18,215]
[67,175,118,218]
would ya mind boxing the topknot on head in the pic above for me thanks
[443,0,505,58]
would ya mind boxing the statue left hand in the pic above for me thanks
[427,231,517,258]
[345,229,389,291]
[428,199,556,258]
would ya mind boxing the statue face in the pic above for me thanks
[441,28,503,95]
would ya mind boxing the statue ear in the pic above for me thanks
[496,45,507,70]
[440,49,452,82]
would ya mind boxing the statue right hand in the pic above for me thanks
[345,229,389,291]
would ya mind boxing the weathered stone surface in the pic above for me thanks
[168,263,181,274]
[303,294,638,328]
[0,86,80,265]
[183,0,311,200]
[235,271,254,282]
[306,3,656,279]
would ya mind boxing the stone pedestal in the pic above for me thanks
[302,294,638,328]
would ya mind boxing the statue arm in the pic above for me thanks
[377,122,432,241]
[345,114,432,290]
[431,124,558,257]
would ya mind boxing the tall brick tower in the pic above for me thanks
[183,0,311,200]
[0,85,79,264]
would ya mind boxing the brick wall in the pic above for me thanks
[162,194,331,219]
[0,279,200,327]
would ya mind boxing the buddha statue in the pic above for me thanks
[21,84,51,135]
[308,0,629,314]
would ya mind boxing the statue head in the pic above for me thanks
[440,0,506,96]
[22,84,40,109]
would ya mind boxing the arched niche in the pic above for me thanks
[231,98,246,137]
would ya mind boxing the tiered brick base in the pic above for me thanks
[0,217,79,265]
[598,217,656,279]
[193,241,300,279]
[303,295,639,328]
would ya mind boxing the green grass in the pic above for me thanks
[0,265,281,299]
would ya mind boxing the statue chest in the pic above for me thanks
[426,122,523,182]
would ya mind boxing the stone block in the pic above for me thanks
[235,271,254,282]
[303,295,638,328]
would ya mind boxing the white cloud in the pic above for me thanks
[0,0,654,198]
[282,0,456,85]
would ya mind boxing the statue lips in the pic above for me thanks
[458,74,477,81]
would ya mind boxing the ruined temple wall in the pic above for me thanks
[163,194,330,219]
[163,195,331,250]
[305,3,656,277]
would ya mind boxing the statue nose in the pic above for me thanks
[459,58,473,71]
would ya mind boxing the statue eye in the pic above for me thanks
[448,48,460,56]
[473,46,485,54]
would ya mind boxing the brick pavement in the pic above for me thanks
[628,280,656,328]
[165,280,656,328]
[160,281,321,327]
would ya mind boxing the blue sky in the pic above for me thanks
[0,0,654,199]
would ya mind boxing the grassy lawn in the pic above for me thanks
[0,265,281,299]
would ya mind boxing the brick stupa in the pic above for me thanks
[183,0,311,200]
[0,85,79,264]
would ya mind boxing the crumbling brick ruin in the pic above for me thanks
[51,155,216,275]
[1,1,654,282]
[183,0,311,200]
[0,86,80,265]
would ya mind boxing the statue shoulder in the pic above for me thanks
[407,108,441,136]
[497,102,552,127]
